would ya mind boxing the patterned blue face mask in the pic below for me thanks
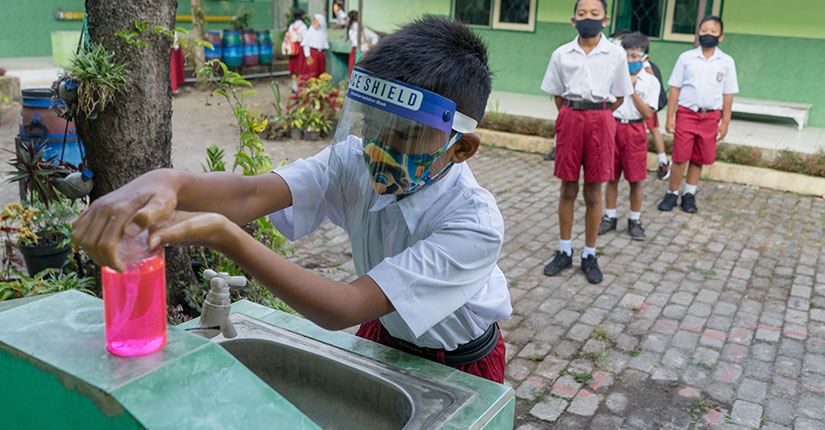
[362,133,462,195]
[628,60,643,75]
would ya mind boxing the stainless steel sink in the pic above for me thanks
[211,314,475,430]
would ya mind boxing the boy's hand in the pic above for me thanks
[306,56,314,66]
[631,76,637,87]
[72,171,178,272]
[148,211,233,251]
[717,122,729,141]
[666,117,676,134]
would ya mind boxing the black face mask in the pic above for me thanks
[575,18,605,39]
[698,34,720,48]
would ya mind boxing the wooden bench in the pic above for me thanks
[731,97,813,131]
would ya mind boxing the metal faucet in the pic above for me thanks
[186,270,246,339]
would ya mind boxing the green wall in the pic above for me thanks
[723,0,825,39]
[0,0,274,58]
[362,0,450,34]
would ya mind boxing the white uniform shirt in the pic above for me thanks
[541,34,634,103]
[289,20,308,43]
[269,137,513,350]
[614,70,660,121]
[668,46,739,111]
[348,23,380,52]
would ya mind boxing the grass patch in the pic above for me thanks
[479,106,556,139]
[509,279,519,287]
[695,268,717,278]
[592,326,609,341]
[626,349,641,357]
[574,372,592,383]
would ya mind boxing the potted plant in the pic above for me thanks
[68,43,132,119]
[1,198,80,276]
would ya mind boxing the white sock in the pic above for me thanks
[658,153,668,164]
[605,208,617,218]
[684,184,697,195]
[582,246,596,259]
[559,239,572,256]
[629,211,641,221]
[667,189,679,196]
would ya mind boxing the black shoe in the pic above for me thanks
[627,219,646,240]
[657,160,671,180]
[543,250,572,276]
[681,193,698,213]
[543,148,555,161]
[657,193,678,211]
[580,254,603,284]
[598,215,617,235]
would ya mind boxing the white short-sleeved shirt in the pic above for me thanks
[668,47,739,111]
[614,70,661,121]
[289,20,308,43]
[269,137,513,350]
[540,34,635,103]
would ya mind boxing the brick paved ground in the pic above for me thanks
[285,145,825,429]
[4,82,824,429]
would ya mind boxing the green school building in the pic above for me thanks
[2,0,823,127]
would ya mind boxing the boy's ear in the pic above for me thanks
[603,16,610,27]
[719,34,725,43]
[450,133,481,164]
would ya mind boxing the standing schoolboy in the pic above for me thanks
[658,15,738,213]
[599,32,660,240]
[541,0,634,284]
[73,18,512,384]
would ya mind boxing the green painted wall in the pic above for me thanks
[723,0,825,39]
[0,0,274,58]
[537,0,614,23]
[0,346,143,429]
[362,0,450,34]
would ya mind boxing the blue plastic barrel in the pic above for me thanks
[204,31,222,63]
[256,30,273,65]
[18,88,85,166]
[222,30,243,67]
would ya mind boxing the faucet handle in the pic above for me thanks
[228,276,247,288]
[203,269,218,280]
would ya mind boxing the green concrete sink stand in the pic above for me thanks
[0,291,514,429]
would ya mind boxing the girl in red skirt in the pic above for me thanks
[346,11,379,76]
[285,8,308,91]
[300,14,329,80]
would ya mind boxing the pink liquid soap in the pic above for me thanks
[102,255,168,357]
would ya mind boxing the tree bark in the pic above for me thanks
[77,0,197,305]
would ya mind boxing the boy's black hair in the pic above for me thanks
[358,17,492,122]
[573,0,608,14]
[621,32,650,54]
[699,15,724,34]
[610,29,631,40]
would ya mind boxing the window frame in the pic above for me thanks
[610,0,723,42]
[452,0,537,32]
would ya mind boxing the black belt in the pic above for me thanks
[563,99,611,110]
[382,323,499,366]
[696,108,718,114]
[615,118,644,124]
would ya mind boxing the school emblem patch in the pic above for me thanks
[717,72,724,82]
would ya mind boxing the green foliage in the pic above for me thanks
[286,74,343,134]
[0,269,95,302]
[230,9,254,30]
[7,142,68,207]
[202,144,227,172]
[573,372,592,383]
[19,197,83,247]
[69,43,132,117]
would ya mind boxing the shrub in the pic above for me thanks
[770,149,807,174]
[804,151,825,177]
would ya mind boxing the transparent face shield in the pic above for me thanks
[332,68,478,195]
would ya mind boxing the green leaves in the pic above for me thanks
[69,43,132,91]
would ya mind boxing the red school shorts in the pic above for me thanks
[644,112,659,131]
[613,122,648,183]
[672,106,722,165]
[356,320,506,384]
[553,106,616,183]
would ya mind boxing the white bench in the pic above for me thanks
[731,97,813,131]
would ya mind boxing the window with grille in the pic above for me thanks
[453,0,536,31]
[612,0,721,42]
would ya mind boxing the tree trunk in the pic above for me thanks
[77,0,197,306]
[190,0,205,66]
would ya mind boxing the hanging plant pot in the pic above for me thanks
[18,241,73,276]
[289,129,303,140]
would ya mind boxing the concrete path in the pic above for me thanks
[2,81,825,429]
[488,90,825,155]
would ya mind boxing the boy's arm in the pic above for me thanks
[665,87,680,134]
[72,169,291,272]
[150,211,394,330]
[630,91,655,119]
[718,94,733,140]
[611,97,624,112]
[554,95,563,111]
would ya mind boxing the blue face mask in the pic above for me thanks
[628,60,643,75]
[362,133,462,195]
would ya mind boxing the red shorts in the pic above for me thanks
[672,106,722,165]
[613,122,648,183]
[356,320,506,384]
[644,112,659,130]
[553,106,616,183]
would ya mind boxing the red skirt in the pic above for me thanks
[300,48,326,80]
[348,47,357,76]
[288,54,304,75]
[356,320,506,384]
[170,47,184,92]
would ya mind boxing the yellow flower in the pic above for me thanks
[253,118,269,133]
[319,73,332,81]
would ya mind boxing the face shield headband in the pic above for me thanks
[346,67,478,195]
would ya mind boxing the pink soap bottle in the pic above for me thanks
[102,231,168,357]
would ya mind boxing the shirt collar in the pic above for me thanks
[693,46,724,61]
[368,162,462,233]
[569,34,612,56]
